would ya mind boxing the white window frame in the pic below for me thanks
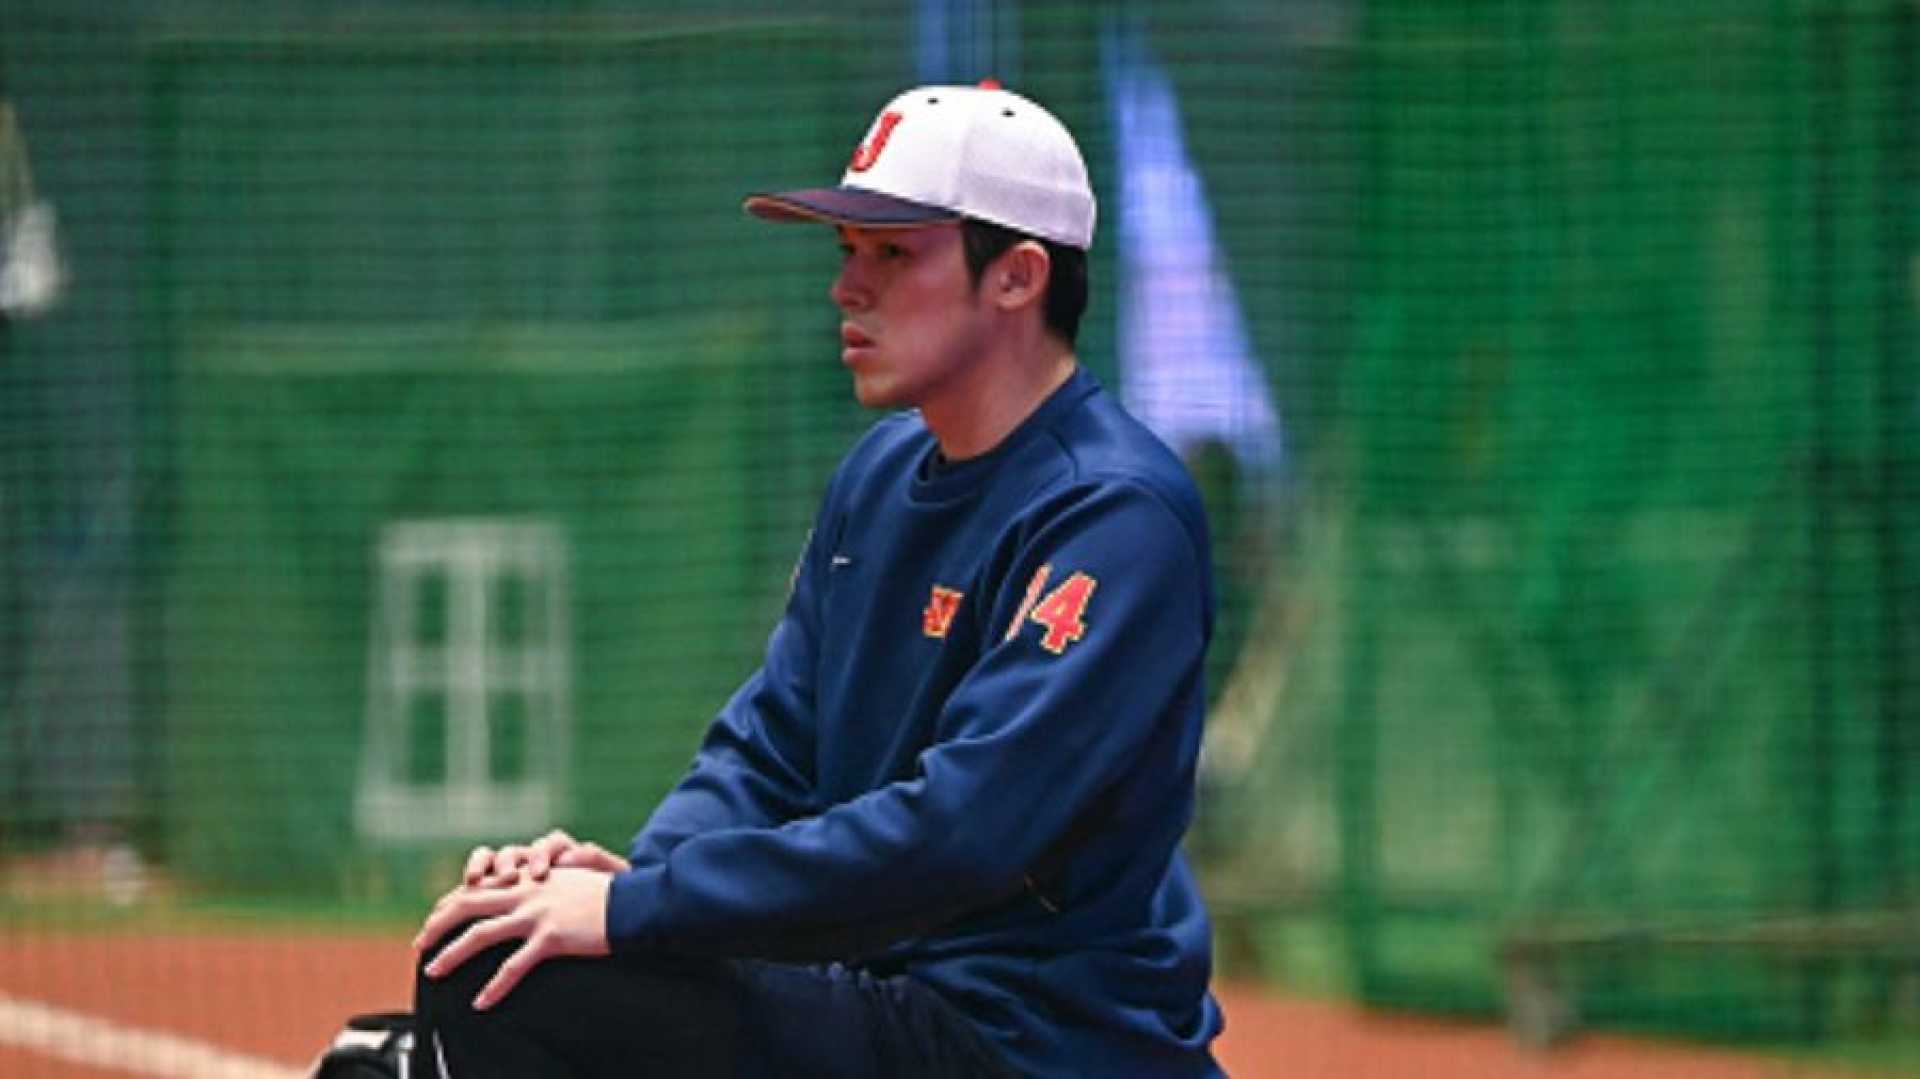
[357,518,572,841]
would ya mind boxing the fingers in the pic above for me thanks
[420,868,612,1012]
[473,932,550,1011]
[423,907,531,984]
[467,844,533,888]
[462,845,495,885]
[525,829,577,881]
[553,841,629,875]
[485,852,526,887]
[467,830,581,887]
[413,879,527,957]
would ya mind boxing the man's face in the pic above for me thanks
[831,223,993,411]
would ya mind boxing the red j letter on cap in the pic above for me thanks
[849,111,904,173]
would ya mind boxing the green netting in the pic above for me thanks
[1,0,1915,1064]
[166,320,770,891]
[139,21,869,895]
[1191,0,1918,1044]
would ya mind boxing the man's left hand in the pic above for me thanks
[414,867,614,1010]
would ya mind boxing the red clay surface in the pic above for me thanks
[0,929,1840,1078]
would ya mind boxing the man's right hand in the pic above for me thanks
[463,829,630,888]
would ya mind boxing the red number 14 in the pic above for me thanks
[1008,565,1098,654]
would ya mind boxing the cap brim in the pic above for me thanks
[744,186,962,229]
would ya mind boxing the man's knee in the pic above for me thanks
[414,922,513,1022]
[414,942,744,1077]
[411,927,553,1077]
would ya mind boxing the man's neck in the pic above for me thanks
[923,338,1078,461]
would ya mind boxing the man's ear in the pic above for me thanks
[988,241,1052,314]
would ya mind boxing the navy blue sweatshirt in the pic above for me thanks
[607,367,1224,1077]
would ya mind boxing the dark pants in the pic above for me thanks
[412,930,1016,1078]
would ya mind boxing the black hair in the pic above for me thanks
[959,218,1089,347]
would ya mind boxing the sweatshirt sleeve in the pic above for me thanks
[605,480,1208,959]
[622,516,827,869]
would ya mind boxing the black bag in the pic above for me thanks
[310,1012,415,1079]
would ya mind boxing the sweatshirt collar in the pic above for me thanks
[908,365,1097,503]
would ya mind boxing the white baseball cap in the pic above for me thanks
[745,80,1096,250]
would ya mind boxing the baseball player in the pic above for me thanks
[411,81,1225,1077]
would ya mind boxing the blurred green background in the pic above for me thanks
[2,0,1915,1063]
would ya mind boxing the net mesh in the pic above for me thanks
[1,0,1915,1068]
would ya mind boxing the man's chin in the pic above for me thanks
[850,376,905,410]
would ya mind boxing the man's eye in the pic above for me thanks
[881,244,907,260]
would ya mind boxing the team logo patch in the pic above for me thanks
[1005,565,1098,654]
[923,585,964,639]
[849,111,904,172]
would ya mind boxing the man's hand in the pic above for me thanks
[413,867,616,1010]
[461,829,630,889]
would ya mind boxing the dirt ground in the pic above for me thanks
[0,929,1850,1078]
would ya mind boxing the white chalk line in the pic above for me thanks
[0,991,305,1079]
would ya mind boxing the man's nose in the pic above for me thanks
[831,263,869,312]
